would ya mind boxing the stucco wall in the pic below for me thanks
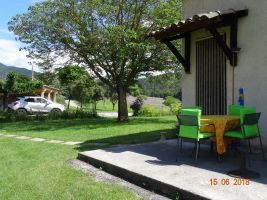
[181,0,267,145]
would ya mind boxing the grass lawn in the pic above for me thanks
[0,116,178,199]
[83,100,131,113]
[0,137,142,200]
[82,99,170,114]
[0,116,178,144]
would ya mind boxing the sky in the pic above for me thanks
[0,0,40,70]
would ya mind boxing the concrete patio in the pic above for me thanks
[78,139,267,200]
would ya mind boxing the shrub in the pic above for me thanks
[170,102,182,115]
[163,96,180,107]
[163,96,181,115]
[130,97,144,116]
[48,110,97,120]
[137,106,156,117]
[136,105,172,117]
[0,110,97,122]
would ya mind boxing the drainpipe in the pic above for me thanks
[231,48,240,104]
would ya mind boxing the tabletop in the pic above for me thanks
[200,115,240,154]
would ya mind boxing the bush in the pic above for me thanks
[137,106,156,117]
[170,102,182,115]
[163,96,181,115]
[0,110,97,122]
[130,97,144,116]
[48,110,97,120]
[163,96,180,107]
[136,106,172,117]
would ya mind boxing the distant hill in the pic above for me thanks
[138,73,181,99]
[0,63,32,80]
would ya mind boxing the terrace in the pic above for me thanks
[78,139,267,200]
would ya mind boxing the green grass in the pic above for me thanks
[0,116,177,144]
[0,137,142,200]
[75,99,172,116]
[83,100,131,113]
[0,116,178,199]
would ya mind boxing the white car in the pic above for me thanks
[8,96,65,115]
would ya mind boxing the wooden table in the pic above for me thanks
[200,115,240,155]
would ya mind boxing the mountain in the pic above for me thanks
[0,63,32,79]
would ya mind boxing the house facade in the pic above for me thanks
[181,0,267,144]
[149,0,267,146]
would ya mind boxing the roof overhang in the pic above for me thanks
[148,9,248,41]
[148,9,248,73]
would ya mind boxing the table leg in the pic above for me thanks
[227,152,260,179]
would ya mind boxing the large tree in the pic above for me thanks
[9,0,182,121]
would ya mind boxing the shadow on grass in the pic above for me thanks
[75,128,177,152]
[0,116,177,134]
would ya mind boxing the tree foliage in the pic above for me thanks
[129,84,141,97]
[9,0,182,121]
[138,73,181,99]
[57,65,95,109]
[71,73,96,109]
[36,71,60,88]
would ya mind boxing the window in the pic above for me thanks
[25,98,35,103]
[36,98,47,104]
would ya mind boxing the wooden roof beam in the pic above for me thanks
[163,33,191,73]
[207,26,235,66]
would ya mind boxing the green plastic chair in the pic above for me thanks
[224,107,265,161]
[176,109,214,163]
[228,105,244,116]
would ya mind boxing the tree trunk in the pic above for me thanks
[80,97,83,109]
[67,97,71,110]
[117,85,128,122]
[3,93,8,111]
[67,90,71,110]
[112,103,115,110]
[94,101,97,111]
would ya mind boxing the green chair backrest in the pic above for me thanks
[182,106,202,110]
[240,107,258,137]
[228,105,243,116]
[178,109,201,139]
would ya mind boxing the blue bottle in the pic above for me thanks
[238,88,244,106]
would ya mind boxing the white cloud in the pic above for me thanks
[0,39,35,70]
[0,29,13,35]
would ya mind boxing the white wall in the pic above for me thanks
[182,0,267,145]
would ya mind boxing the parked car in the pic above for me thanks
[8,96,65,115]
